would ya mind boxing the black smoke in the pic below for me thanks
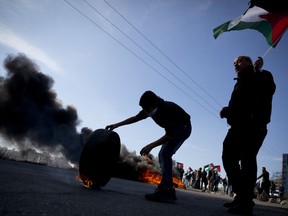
[0,53,90,164]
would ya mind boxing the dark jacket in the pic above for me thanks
[225,67,275,127]
[226,67,256,127]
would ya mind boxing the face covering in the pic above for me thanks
[147,108,158,117]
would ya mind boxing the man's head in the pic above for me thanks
[139,91,158,116]
[254,56,264,71]
[233,56,253,77]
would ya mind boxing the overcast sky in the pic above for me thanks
[0,0,287,178]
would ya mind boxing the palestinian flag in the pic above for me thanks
[214,165,221,172]
[203,164,210,170]
[177,162,184,169]
[204,163,214,171]
[213,0,288,47]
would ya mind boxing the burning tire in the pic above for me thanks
[79,129,121,188]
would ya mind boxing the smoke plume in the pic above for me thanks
[0,53,89,164]
[114,144,180,181]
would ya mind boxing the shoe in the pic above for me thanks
[228,205,253,215]
[145,185,176,203]
[171,188,177,201]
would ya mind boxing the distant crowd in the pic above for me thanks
[177,166,285,201]
[179,167,222,192]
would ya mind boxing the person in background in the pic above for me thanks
[106,90,191,203]
[177,163,185,181]
[270,181,276,198]
[253,57,276,129]
[183,168,193,188]
[257,167,271,197]
[220,56,275,215]
[208,169,215,191]
[214,172,220,192]
[201,168,208,191]
[194,167,202,189]
[279,185,285,200]
[222,176,228,194]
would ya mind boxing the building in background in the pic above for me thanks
[282,153,288,198]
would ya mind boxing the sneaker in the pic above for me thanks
[145,185,176,203]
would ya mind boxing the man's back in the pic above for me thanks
[253,70,276,125]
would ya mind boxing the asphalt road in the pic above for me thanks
[0,159,287,216]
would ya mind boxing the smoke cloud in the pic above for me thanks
[0,53,89,164]
[114,144,180,181]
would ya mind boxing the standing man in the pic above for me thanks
[106,90,191,203]
[220,56,275,215]
[201,168,208,191]
[257,167,271,196]
[253,57,276,128]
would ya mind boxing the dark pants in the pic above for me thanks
[260,181,271,196]
[222,126,267,205]
[159,123,191,189]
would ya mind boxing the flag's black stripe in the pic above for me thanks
[250,0,288,13]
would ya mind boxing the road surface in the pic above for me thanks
[0,159,287,216]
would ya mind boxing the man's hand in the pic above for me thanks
[105,124,117,130]
[140,144,154,156]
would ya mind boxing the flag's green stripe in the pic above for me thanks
[213,20,273,46]
[213,21,230,39]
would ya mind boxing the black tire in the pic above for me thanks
[79,129,121,187]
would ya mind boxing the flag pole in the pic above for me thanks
[262,25,288,58]
[261,45,274,58]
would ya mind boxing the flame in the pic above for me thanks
[76,175,93,188]
[138,168,186,189]
[172,176,186,189]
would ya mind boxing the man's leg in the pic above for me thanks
[159,125,191,189]
[222,128,242,206]
[145,125,191,202]
[229,126,267,215]
[241,126,267,203]
[144,141,183,202]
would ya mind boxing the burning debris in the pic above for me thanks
[78,129,184,189]
[85,142,184,188]
[138,168,185,189]
[78,142,185,189]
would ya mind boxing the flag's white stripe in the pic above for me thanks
[228,6,269,30]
